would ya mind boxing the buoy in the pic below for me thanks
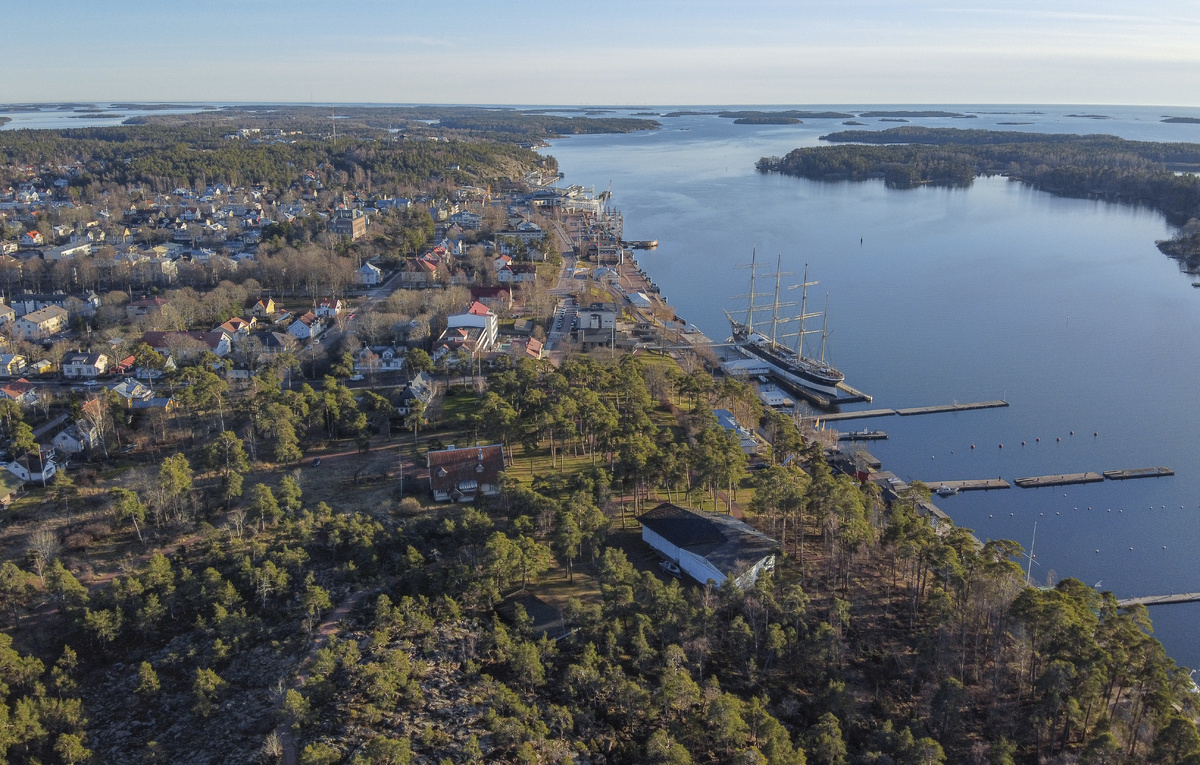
[1056,437,1061,442]
[1164,546,1168,549]
[1129,547,1134,550]
[1022,441,1026,446]
[1095,549,1100,553]
[971,444,975,449]
[1040,513,1044,516]
[999,443,1003,448]
[1070,431,1074,435]
[1094,432,1098,437]
[1010,513,1014,516]
[1036,437,1040,442]
[989,514,993,518]
[1056,512,1060,515]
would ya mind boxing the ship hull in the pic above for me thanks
[739,342,844,396]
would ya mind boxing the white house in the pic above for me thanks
[7,451,57,486]
[357,262,382,286]
[61,351,109,379]
[52,421,100,455]
[638,503,779,589]
[287,311,324,340]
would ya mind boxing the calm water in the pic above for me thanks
[543,105,1200,669]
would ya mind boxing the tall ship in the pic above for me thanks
[725,252,846,397]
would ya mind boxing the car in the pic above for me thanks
[658,560,681,576]
[83,379,100,387]
[349,374,364,381]
[311,457,321,467]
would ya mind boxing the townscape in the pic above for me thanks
[0,107,1194,765]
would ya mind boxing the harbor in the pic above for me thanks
[819,400,1009,422]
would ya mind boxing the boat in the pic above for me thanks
[725,252,846,396]
[936,485,959,497]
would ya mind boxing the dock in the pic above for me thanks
[1013,472,1104,488]
[925,478,1011,492]
[821,408,897,422]
[838,430,888,441]
[1116,593,1200,608]
[834,381,873,404]
[1103,467,1174,480]
[896,400,1009,416]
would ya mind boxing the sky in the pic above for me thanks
[6,0,1200,106]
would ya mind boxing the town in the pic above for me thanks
[0,113,1190,765]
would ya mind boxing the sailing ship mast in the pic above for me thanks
[788,264,822,356]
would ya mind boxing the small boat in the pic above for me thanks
[936,485,959,497]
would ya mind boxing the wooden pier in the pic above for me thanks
[896,400,1009,416]
[821,408,896,422]
[838,430,888,441]
[1013,472,1104,488]
[926,478,1011,492]
[835,381,873,404]
[1116,593,1200,608]
[1103,467,1175,480]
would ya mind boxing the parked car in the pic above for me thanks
[658,560,681,576]
[312,457,321,467]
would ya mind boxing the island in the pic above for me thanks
[719,110,854,120]
[858,110,971,118]
[732,116,802,125]
[1163,117,1200,124]
[756,127,1200,226]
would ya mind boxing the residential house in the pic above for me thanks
[7,451,57,486]
[52,421,99,455]
[110,377,175,410]
[0,378,37,405]
[638,503,780,588]
[578,302,618,331]
[396,371,434,415]
[0,303,14,327]
[398,257,438,288]
[315,299,343,318]
[357,262,382,286]
[141,330,231,358]
[354,346,406,375]
[10,291,100,317]
[427,444,506,502]
[20,231,43,247]
[61,352,109,379]
[215,316,251,338]
[12,305,68,340]
[287,311,324,341]
[497,263,537,284]
[248,331,297,356]
[126,296,169,319]
[246,297,276,318]
[470,285,512,312]
[0,354,26,377]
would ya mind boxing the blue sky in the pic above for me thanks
[6,0,1199,105]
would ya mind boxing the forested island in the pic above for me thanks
[756,127,1200,225]
[733,116,802,125]
[123,105,659,144]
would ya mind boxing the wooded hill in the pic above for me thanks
[757,127,1200,224]
[0,125,548,194]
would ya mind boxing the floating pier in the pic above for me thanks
[821,408,897,422]
[926,478,1011,492]
[834,381,873,404]
[1103,467,1175,480]
[838,430,888,441]
[896,400,1009,416]
[1014,472,1104,488]
[1116,593,1200,608]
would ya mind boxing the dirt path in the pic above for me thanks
[277,585,377,765]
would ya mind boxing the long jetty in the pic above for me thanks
[1116,593,1200,608]
[896,400,1009,416]
[926,479,1011,492]
[1014,472,1104,488]
[822,400,1009,422]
